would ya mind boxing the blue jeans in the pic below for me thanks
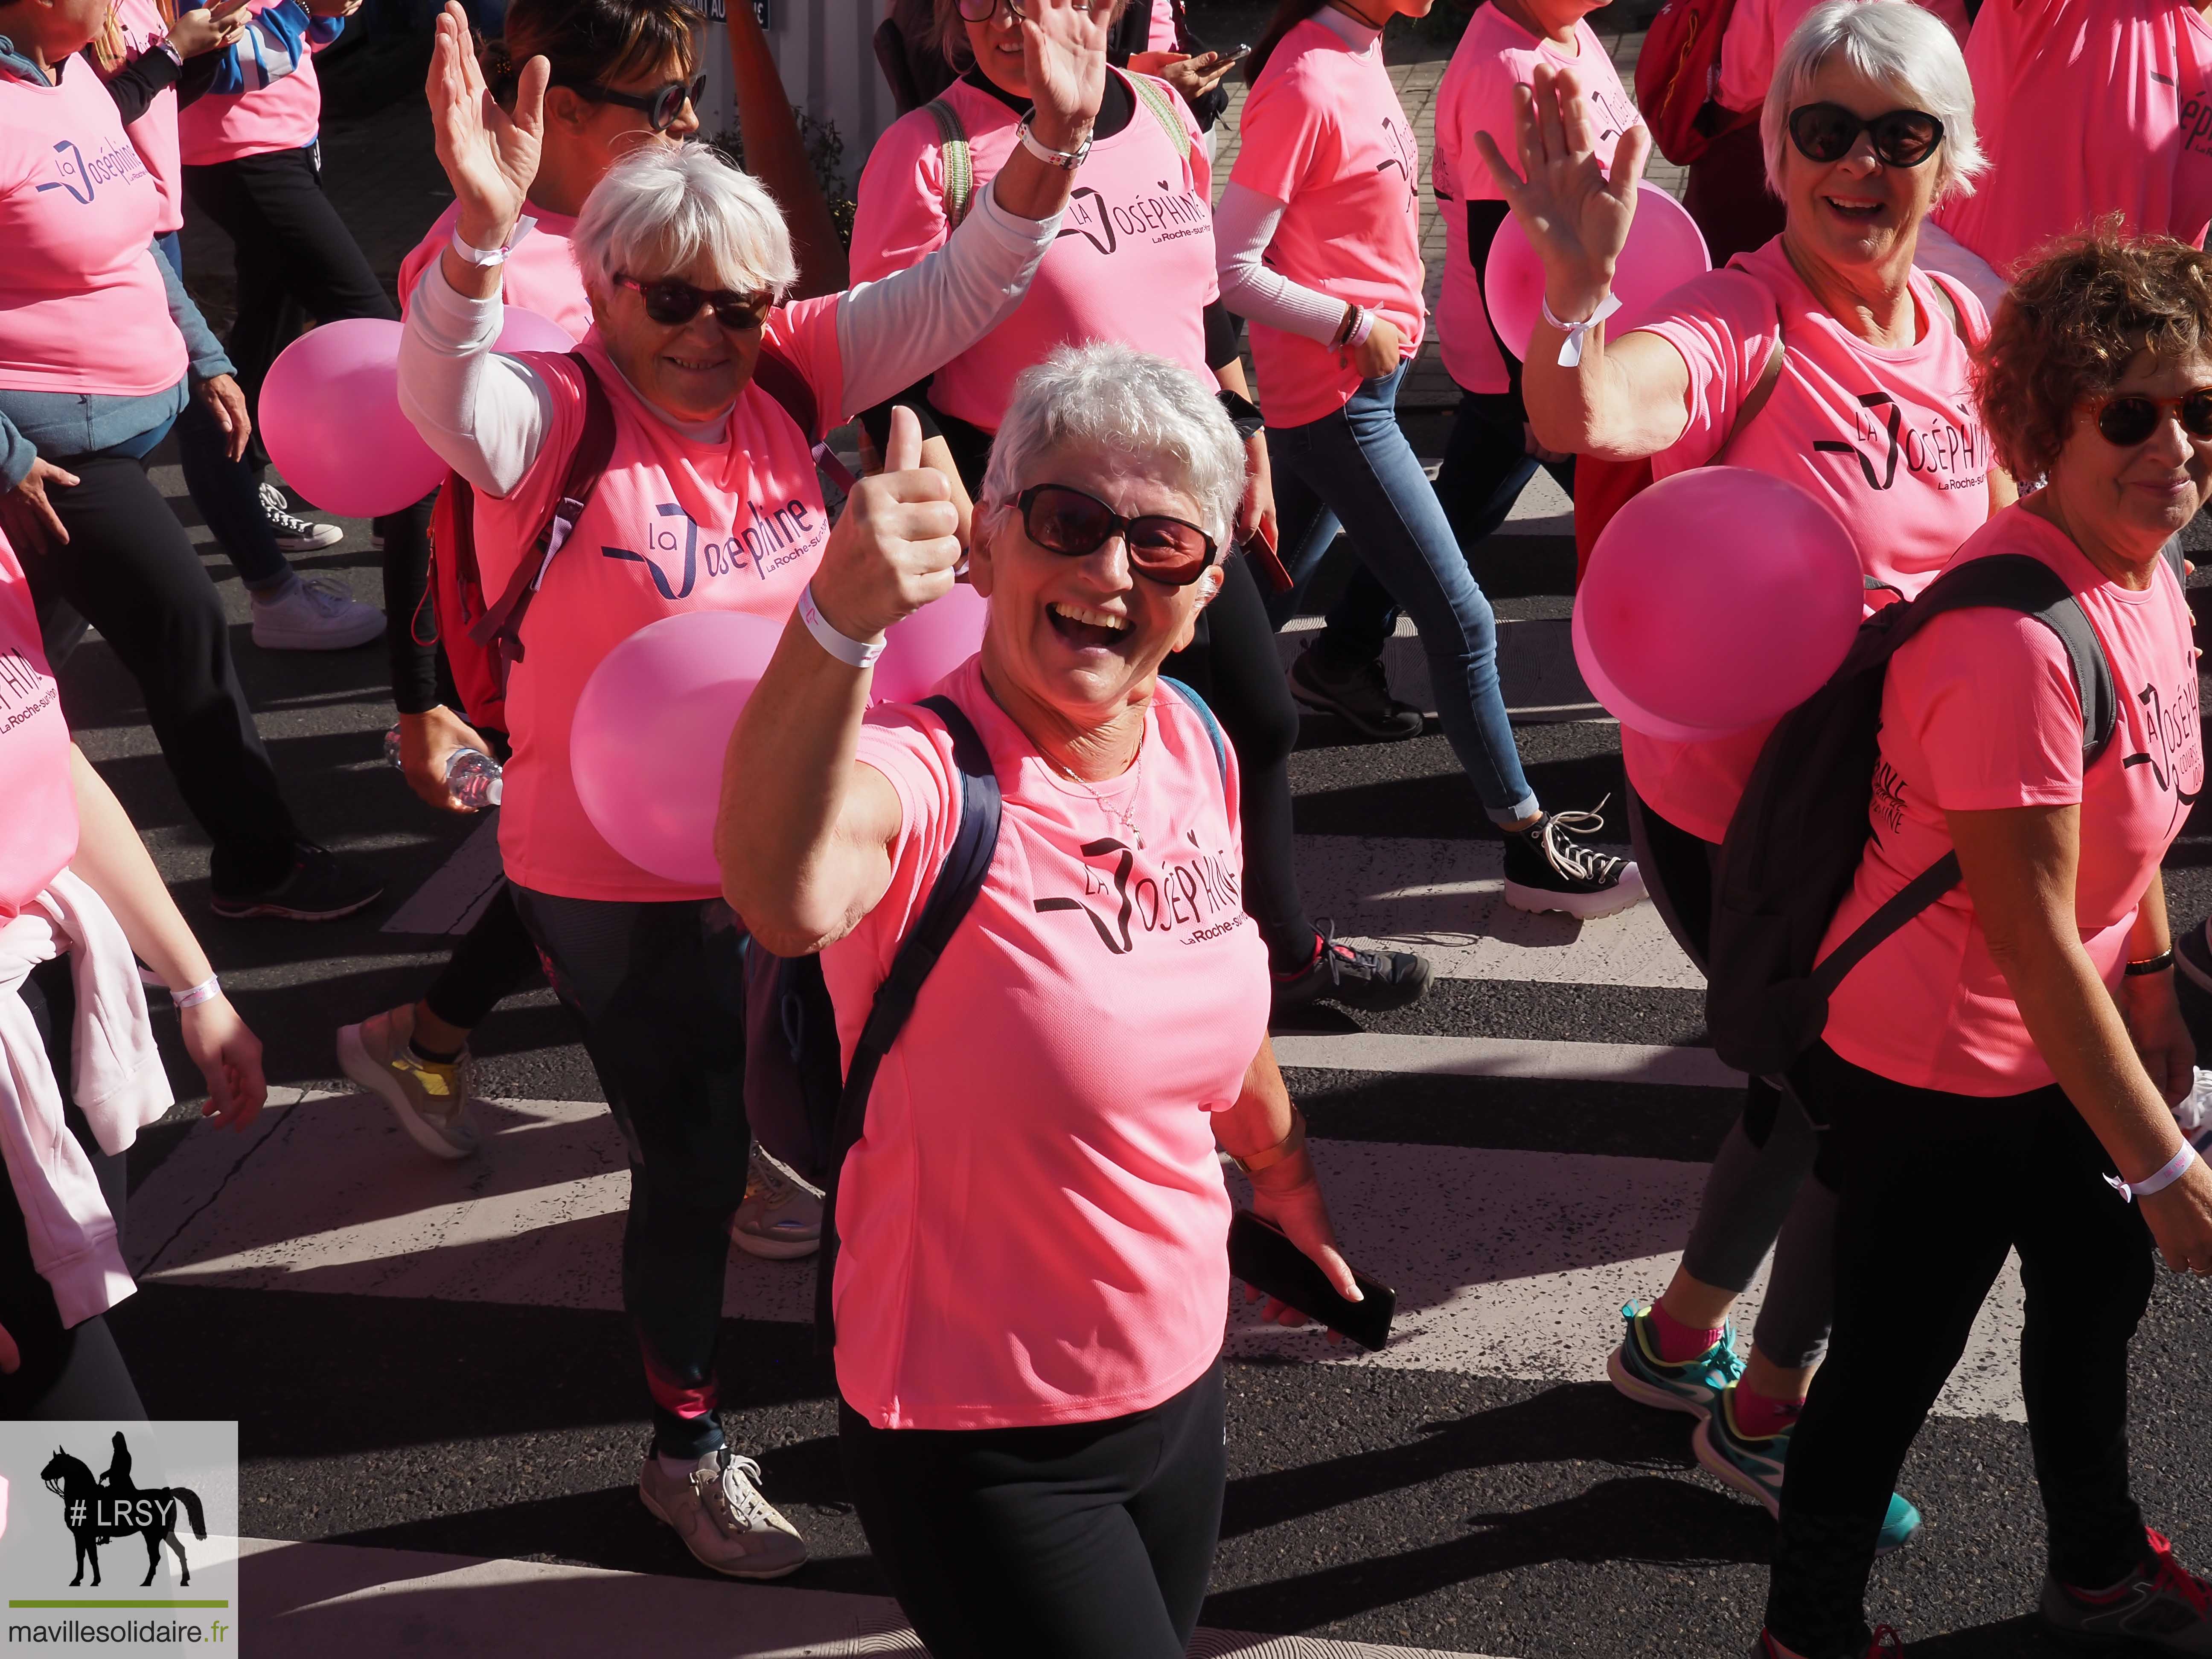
[154,232,292,591]
[1264,366,1539,824]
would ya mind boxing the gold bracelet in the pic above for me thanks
[1231,1108,1307,1175]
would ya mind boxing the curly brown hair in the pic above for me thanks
[1974,224,2212,479]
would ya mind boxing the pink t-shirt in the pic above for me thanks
[1432,8,1637,395]
[1621,238,1992,844]
[1936,0,2212,272]
[0,58,185,398]
[471,307,846,902]
[1229,15,1425,428]
[850,70,1215,431]
[1717,0,1970,115]
[99,0,185,235]
[398,203,593,339]
[1818,510,2202,1095]
[175,0,331,166]
[822,659,1269,1429]
[0,528,79,922]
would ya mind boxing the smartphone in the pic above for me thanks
[1215,42,1252,66]
[1245,517,1293,594]
[1228,1210,1395,1352]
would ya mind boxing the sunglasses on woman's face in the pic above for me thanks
[557,74,705,132]
[1016,484,1218,585]
[1786,102,1944,169]
[2091,387,2212,447]
[615,274,773,331]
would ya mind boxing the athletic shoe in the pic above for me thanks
[1288,644,1425,741]
[2040,1528,2212,1652]
[2176,917,2212,994]
[1271,921,1434,1016]
[337,1004,480,1159]
[1605,1301,1743,1420]
[1751,1626,1905,1657]
[731,1147,823,1260]
[1502,801,1646,919]
[250,575,386,651]
[1693,1391,1924,1554]
[258,481,343,551]
[637,1445,808,1580]
[209,844,383,921]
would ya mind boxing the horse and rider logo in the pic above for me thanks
[39,1432,209,1588]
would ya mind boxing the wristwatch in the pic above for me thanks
[1016,116,1092,171]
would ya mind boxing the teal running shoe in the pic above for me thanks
[1606,1301,1744,1421]
[1693,1390,1924,1554]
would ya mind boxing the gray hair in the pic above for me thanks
[570,141,797,306]
[980,342,1246,553]
[1762,0,1986,204]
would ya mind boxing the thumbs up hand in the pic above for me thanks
[809,405,963,643]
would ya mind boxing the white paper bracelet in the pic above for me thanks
[449,215,537,268]
[171,975,221,1010]
[799,583,885,669]
[1541,289,1623,369]
[2109,1140,2199,1203]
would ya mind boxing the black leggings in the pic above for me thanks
[0,959,148,1421]
[840,1362,1226,1659]
[24,451,300,893]
[1766,1042,2157,1656]
[421,882,538,1032]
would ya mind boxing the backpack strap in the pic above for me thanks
[466,351,619,672]
[1158,675,1228,785]
[1128,71,1193,162]
[924,96,974,231]
[815,692,1004,1347]
[748,339,860,495]
[1714,315,1787,464]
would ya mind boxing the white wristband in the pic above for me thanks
[449,215,537,268]
[1344,307,1376,349]
[171,975,221,1010]
[2108,1140,2199,1202]
[798,583,885,669]
[1541,289,1623,368]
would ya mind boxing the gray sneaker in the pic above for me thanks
[2040,1530,2212,1653]
[731,1147,823,1260]
[336,1003,479,1158]
[637,1446,808,1580]
[1288,643,1425,741]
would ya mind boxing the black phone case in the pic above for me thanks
[1227,1211,1395,1352]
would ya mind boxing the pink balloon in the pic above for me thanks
[1577,467,1864,736]
[260,319,450,518]
[571,610,786,886]
[872,583,988,704]
[1570,601,1727,743]
[1484,183,1712,361]
[496,306,577,355]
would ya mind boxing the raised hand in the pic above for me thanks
[165,3,248,58]
[1471,61,1650,321]
[809,406,964,643]
[426,0,547,247]
[1020,0,1110,150]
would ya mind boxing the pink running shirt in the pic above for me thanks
[850,70,1215,431]
[1935,0,2212,271]
[1229,15,1426,428]
[822,659,1270,1430]
[99,0,185,235]
[1621,237,1993,844]
[469,307,846,902]
[0,58,185,398]
[1818,510,2201,1095]
[0,527,79,922]
[1432,8,1637,396]
[398,203,593,340]
[175,0,334,166]
[1716,0,1969,116]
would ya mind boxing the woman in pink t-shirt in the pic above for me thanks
[719,344,1358,1659]
[1497,0,2002,1538]
[1754,232,2212,1659]
[399,0,1103,1581]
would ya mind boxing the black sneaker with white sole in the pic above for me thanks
[1272,922,1434,1016]
[1288,644,1425,742]
[2177,916,2212,994]
[259,481,343,551]
[1502,800,1647,918]
[210,844,383,921]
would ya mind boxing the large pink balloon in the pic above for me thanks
[872,583,987,704]
[495,306,577,355]
[1576,467,1863,737]
[1484,183,1711,361]
[1570,602,1723,743]
[260,319,449,518]
[571,610,786,886]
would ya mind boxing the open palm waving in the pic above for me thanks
[1016,0,1111,148]
[427,0,548,248]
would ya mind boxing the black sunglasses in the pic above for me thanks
[1016,484,1218,585]
[614,274,772,330]
[555,74,705,133]
[1786,102,1944,169]
[2092,387,2212,446]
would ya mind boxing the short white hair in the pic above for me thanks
[571,141,797,305]
[1761,0,1986,204]
[980,343,1246,552]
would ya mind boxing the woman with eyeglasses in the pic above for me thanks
[719,341,1359,1659]
[397,0,1102,1580]
[1492,0,2010,1543]
[1750,228,2212,1659]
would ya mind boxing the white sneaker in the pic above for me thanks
[637,1447,807,1580]
[731,1147,823,1260]
[251,575,386,651]
[337,1003,480,1158]
[259,480,343,551]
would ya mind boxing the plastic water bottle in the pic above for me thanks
[383,724,504,809]
[2178,1069,2212,1158]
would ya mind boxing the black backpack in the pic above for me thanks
[1703,547,2164,1078]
